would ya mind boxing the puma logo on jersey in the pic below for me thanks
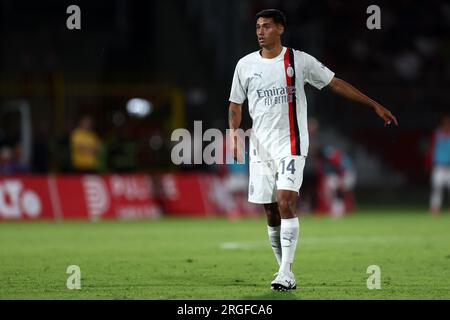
[253,72,262,79]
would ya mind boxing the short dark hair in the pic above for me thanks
[255,9,286,28]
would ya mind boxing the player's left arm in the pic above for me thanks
[327,77,398,126]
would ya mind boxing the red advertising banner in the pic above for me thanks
[0,176,54,220]
[0,175,161,221]
[54,175,91,220]
[159,173,232,216]
[107,175,162,220]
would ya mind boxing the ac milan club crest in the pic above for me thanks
[287,65,294,78]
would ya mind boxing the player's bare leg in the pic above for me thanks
[264,203,281,226]
[430,167,444,215]
[277,189,298,219]
[271,189,299,291]
[264,203,282,266]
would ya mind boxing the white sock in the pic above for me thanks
[279,217,299,274]
[430,186,443,211]
[267,225,282,266]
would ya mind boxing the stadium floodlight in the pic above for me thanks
[126,98,153,118]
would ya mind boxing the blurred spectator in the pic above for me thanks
[320,145,356,217]
[70,115,102,173]
[428,115,450,215]
[0,145,27,175]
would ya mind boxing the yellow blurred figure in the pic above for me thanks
[70,115,101,173]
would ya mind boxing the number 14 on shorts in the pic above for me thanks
[276,156,305,191]
[280,158,296,175]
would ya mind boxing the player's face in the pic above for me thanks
[256,17,284,48]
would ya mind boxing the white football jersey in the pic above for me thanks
[229,47,334,162]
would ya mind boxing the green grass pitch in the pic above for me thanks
[0,209,449,299]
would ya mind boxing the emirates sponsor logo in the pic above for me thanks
[256,85,295,99]
[256,85,295,106]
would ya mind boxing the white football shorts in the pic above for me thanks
[248,155,306,204]
[431,165,450,189]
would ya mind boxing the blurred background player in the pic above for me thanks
[428,115,450,215]
[320,145,356,217]
[70,115,102,174]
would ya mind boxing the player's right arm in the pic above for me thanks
[228,102,242,130]
[228,59,247,162]
[228,102,243,161]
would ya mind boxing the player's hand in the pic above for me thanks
[374,104,398,126]
[229,130,244,163]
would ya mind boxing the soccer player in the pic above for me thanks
[228,9,398,291]
[428,115,450,215]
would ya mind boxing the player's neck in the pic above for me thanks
[260,43,283,59]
